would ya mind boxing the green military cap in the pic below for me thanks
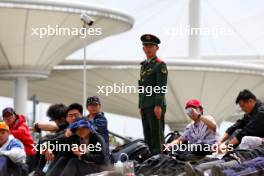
[140,34,161,45]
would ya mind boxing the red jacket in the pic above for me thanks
[9,115,36,156]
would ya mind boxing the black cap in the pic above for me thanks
[86,96,101,106]
[140,34,160,45]
[2,107,16,117]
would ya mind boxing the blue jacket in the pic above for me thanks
[88,112,109,145]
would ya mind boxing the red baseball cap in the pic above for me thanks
[185,99,202,109]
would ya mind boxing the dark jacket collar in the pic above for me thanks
[249,100,263,116]
[87,112,104,119]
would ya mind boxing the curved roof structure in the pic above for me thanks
[0,0,134,115]
[0,0,133,74]
[1,60,264,128]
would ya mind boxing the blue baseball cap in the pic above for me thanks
[69,119,95,133]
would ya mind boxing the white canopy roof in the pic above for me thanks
[0,0,133,74]
[2,60,264,128]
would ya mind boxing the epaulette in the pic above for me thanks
[156,58,164,63]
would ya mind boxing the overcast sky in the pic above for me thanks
[67,0,264,61]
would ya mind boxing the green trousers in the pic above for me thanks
[141,106,166,155]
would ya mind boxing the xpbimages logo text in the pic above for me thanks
[163,142,234,154]
[97,83,168,96]
[31,25,102,38]
[32,141,102,154]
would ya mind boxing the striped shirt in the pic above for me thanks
[181,115,217,145]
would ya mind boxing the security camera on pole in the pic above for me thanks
[80,12,95,116]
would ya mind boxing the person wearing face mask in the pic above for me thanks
[166,99,217,160]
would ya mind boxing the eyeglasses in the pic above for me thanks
[67,113,81,118]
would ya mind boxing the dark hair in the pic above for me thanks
[66,103,83,115]
[47,103,67,120]
[198,107,204,115]
[235,89,257,104]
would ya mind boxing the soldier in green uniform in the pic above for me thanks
[138,34,168,155]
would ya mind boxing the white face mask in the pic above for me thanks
[185,108,193,117]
